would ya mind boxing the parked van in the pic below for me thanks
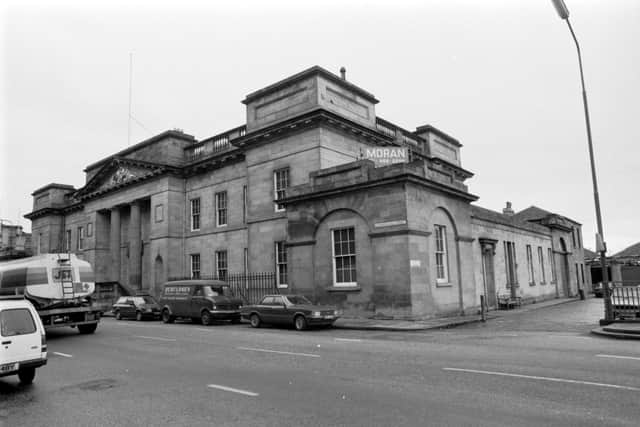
[158,280,243,325]
[0,297,47,384]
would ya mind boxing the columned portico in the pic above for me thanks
[129,200,142,290]
[109,207,121,282]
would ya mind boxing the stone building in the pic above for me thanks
[25,66,590,318]
[0,222,32,260]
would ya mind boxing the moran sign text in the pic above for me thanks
[364,147,408,167]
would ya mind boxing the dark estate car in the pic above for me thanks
[241,294,341,331]
[112,295,161,321]
[158,280,243,325]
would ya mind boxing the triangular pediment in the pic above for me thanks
[75,158,167,199]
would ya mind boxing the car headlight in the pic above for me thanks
[145,308,152,312]
[312,311,321,317]
[212,305,217,310]
[335,310,342,316]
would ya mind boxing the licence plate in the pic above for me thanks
[0,362,18,373]
[323,315,335,319]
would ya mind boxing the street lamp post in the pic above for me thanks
[551,0,612,323]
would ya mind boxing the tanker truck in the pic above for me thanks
[0,253,100,333]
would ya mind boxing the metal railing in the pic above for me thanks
[602,281,640,319]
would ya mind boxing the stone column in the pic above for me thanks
[110,207,121,282]
[129,200,142,290]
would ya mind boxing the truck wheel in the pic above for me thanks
[162,309,174,324]
[250,314,261,328]
[294,315,307,331]
[136,311,143,321]
[115,310,121,320]
[18,367,36,385]
[201,311,212,326]
[78,323,98,334]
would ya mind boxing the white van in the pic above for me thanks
[0,297,47,384]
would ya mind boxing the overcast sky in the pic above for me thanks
[1,0,638,254]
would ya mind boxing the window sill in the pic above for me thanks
[435,282,453,288]
[327,286,361,293]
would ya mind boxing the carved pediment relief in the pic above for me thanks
[94,163,154,192]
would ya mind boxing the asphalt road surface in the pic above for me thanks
[1,298,639,427]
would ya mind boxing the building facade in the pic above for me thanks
[25,66,590,318]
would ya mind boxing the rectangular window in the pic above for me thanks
[77,226,84,250]
[242,185,247,224]
[274,168,290,212]
[215,191,228,227]
[580,263,585,285]
[190,198,200,231]
[538,246,546,284]
[435,225,449,283]
[155,204,164,223]
[571,228,576,249]
[526,245,535,285]
[243,248,248,275]
[216,250,228,281]
[504,241,517,287]
[577,228,582,249]
[548,248,557,283]
[38,233,42,254]
[65,230,72,252]
[332,227,357,286]
[190,254,201,279]
[275,241,288,288]
[87,222,93,237]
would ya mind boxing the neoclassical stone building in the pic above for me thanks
[25,66,590,318]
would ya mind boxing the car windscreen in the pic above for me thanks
[203,286,234,297]
[285,295,312,305]
[132,296,156,304]
[1,308,37,337]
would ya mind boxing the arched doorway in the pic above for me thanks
[558,238,570,297]
[154,255,164,296]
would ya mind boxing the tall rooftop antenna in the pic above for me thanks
[128,52,133,145]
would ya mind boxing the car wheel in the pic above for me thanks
[162,309,174,324]
[250,314,261,328]
[294,315,307,331]
[78,323,97,334]
[201,311,212,326]
[115,310,121,320]
[18,367,36,385]
[136,311,143,321]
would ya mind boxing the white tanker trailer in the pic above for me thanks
[0,254,100,333]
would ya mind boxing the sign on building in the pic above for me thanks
[363,147,408,167]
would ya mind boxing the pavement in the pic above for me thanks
[591,321,640,339]
[334,296,582,331]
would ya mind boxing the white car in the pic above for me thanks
[0,297,47,384]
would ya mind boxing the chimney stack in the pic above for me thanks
[503,201,514,216]
[340,66,346,80]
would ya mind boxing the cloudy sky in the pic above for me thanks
[1,0,638,254]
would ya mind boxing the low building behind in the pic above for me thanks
[0,222,32,260]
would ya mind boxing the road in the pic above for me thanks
[1,298,639,427]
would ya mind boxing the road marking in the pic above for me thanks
[207,384,259,397]
[597,354,640,361]
[237,346,320,358]
[335,338,363,342]
[53,352,73,358]
[549,335,592,340]
[443,367,640,391]
[133,335,176,342]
